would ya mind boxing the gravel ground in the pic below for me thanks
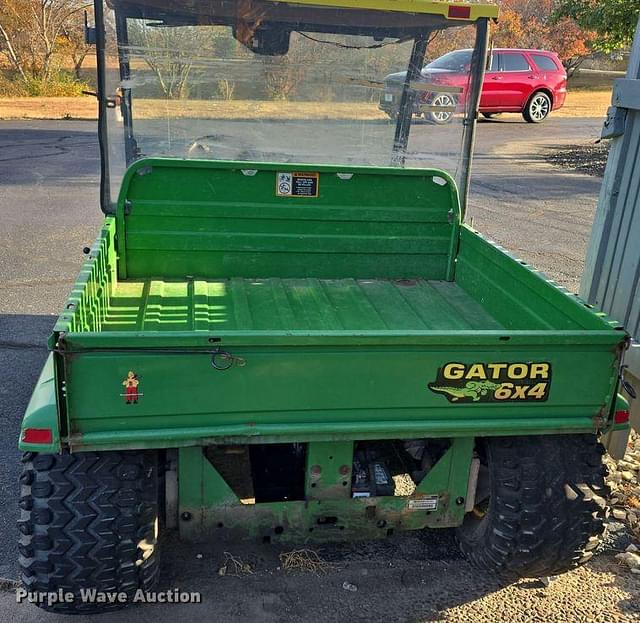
[2,532,639,622]
[607,433,640,553]
[544,141,610,177]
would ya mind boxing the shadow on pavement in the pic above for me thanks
[0,125,98,186]
[0,314,56,580]
[470,169,602,202]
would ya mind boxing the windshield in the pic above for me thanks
[99,1,486,209]
[425,50,472,72]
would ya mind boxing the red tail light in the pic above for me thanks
[22,428,53,444]
[614,410,630,425]
[448,5,472,19]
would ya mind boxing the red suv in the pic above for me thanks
[380,48,567,124]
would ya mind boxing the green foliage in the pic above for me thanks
[0,69,90,96]
[0,70,27,96]
[24,71,90,96]
[554,0,640,52]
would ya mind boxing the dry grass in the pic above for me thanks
[0,97,382,121]
[0,90,612,122]
[553,90,611,119]
[279,548,337,574]
[217,551,254,577]
[0,96,98,120]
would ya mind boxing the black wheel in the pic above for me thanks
[457,434,608,580]
[523,91,551,123]
[424,93,456,125]
[18,451,160,613]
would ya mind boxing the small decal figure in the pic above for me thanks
[122,371,140,404]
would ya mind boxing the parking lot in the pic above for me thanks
[1,115,638,621]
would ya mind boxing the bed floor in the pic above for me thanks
[100,277,504,332]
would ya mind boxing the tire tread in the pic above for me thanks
[18,450,159,614]
[457,434,609,580]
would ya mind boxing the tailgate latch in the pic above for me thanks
[211,349,247,370]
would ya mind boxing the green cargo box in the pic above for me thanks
[27,159,624,453]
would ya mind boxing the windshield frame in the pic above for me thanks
[93,0,492,216]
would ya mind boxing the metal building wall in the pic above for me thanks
[581,18,640,388]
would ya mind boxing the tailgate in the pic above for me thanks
[59,333,622,449]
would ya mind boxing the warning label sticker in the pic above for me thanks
[407,496,439,511]
[276,172,319,197]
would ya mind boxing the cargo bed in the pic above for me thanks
[37,160,625,452]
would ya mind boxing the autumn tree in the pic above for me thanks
[0,3,28,81]
[58,7,93,79]
[554,0,640,52]
[423,2,592,77]
[493,0,593,76]
[0,0,90,82]
[127,22,214,99]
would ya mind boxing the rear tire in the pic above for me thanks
[457,434,608,580]
[18,450,160,613]
[523,91,551,123]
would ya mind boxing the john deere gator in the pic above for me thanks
[18,0,631,613]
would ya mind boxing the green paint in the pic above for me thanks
[18,354,61,454]
[177,437,475,540]
[20,158,625,454]
[65,416,602,452]
[179,446,239,539]
[116,159,461,282]
[305,441,354,500]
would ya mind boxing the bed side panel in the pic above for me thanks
[456,225,623,331]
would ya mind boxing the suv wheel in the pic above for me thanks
[424,93,456,125]
[523,91,551,123]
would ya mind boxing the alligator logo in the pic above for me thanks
[429,381,502,402]
[428,361,552,403]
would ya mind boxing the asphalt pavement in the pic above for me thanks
[0,115,613,620]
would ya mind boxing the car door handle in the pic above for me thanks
[491,76,502,80]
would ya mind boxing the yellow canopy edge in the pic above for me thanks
[265,0,499,20]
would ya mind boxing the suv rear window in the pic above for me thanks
[531,54,560,72]
[502,53,530,71]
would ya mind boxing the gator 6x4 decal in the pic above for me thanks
[428,362,551,403]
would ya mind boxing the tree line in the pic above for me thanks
[0,1,92,84]
[0,0,638,98]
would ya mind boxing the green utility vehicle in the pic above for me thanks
[18,0,631,613]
